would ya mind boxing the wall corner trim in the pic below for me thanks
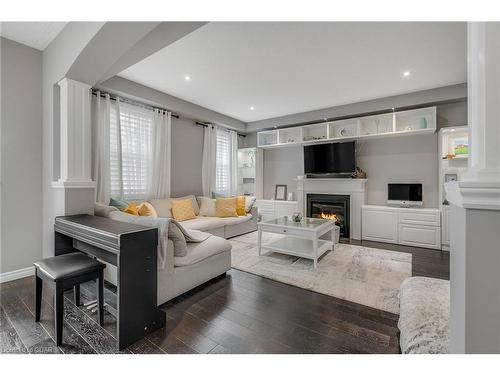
[0,266,35,284]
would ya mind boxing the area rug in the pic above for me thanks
[229,231,412,314]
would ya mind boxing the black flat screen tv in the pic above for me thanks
[304,141,356,176]
[387,183,423,206]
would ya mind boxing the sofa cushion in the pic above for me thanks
[171,199,196,222]
[236,196,246,216]
[138,202,158,217]
[245,196,256,213]
[109,197,128,211]
[215,197,238,218]
[198,196,216,216]
[94,203,119,218]
[150,195,200,218]
[218,214,252,226]
[179,216,226,231]
[174,235,231,267]
[174,195,200,215]
[149,198,172,218]
[123,202,139,215]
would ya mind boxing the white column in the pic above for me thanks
[464,22,500,183]
[446,22,500,354]
[53,78,95,188]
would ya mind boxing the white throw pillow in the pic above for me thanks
[245,196,256,213]
[198,196,217,216]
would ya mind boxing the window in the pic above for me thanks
[215,128,231,195]
[110,101,153,200]
[214,127,238,197]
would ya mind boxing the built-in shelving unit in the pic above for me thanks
[237,147,264,198]
[257,106,437,148]
[438,125,468,249]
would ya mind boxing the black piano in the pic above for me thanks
[54,214,166,350]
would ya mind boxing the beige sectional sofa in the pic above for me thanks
[94,195,257,305]
[149,195,258,238]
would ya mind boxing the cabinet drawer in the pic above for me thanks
[259,224,309,238]
[398,224,441,249]
[399,210,440,226]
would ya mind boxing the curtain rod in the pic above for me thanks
[91,89,180,119]
[195,121,246,138]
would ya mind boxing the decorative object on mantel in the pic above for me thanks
[352,166,367,179]
[287,192,294,201]
[291,212,303,222]
[275,184,287,200]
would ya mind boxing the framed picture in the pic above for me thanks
[275,185,287,200]
[445,174,458,183]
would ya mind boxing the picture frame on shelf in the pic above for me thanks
[445,173,458,183]
[275,185,287,200]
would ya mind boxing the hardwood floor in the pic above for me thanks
[0,240,449,354]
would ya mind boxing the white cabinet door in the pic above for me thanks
[398,224,441,249]
[255,200,274,222]
[362,207,398,243]
[442,206,450,245]
[275,202,298,218]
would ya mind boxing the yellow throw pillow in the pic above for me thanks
[216,197,238,218]
[171,198,196,221]
[236,196,246,216]
[138,202,158,217]
[123,202,139,216]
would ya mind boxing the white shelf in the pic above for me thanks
[257,106,437,148]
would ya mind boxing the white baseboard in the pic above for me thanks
[0,266,34,284]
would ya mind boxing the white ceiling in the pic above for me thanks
[120,22,467,123]
[0,22,67,50]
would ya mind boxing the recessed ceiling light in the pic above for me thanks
[403,71,411,77]
[184,75,191,81]
[250,106,255,111]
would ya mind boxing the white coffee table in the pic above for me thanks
[257,216,339,269]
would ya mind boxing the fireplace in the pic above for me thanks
[306,194,350,238]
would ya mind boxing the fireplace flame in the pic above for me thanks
[320,212,337,221]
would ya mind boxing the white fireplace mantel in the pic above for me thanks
[296,178,367,240]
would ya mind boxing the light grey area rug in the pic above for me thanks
[230,231,412,314]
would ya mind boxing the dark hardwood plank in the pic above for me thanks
[0,289,61,354]
[0,306,27,354]
[19,288,96,354]
[128,337,166,354]
[61,299,128,354]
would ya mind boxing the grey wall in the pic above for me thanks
[357,134,439,207]
[250,100,467,206]
[1,38,43,273]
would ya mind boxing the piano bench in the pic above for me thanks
[33,252,106,346]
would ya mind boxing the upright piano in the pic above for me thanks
[54,214,166,350]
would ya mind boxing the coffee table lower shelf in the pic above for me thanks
[259,237,333,269]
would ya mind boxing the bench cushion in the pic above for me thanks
[34,253,105,281]
[398,276,450,354]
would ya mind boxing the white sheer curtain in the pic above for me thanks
[93,96,171,202]
[92,92,112,204]
[202,125,216,196]
[150,109,171,198]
